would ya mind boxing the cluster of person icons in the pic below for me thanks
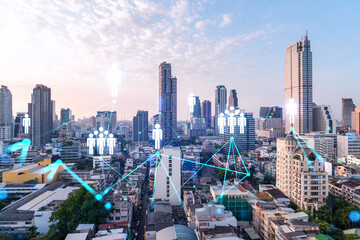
[87,127,117,155]
[218,106,247,134]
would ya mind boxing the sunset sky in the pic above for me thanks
[0,0,359,121]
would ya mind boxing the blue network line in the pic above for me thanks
[222,140,233,194]
[6,138,31,165]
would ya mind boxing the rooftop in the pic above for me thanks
[0,181,64,221]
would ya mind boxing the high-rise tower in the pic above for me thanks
[285,34,313,134]
[0,85,13,140]
[228,89,238,109]
[29,84,52,146]
[159,62,177,143]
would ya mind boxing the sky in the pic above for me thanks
[0,0,359,121]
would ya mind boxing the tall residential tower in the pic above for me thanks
[0,85,13,140]
[159,62,177,143]
[285,34,313,134]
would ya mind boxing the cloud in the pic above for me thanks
[220,14,232,27]
[0,0,274,120]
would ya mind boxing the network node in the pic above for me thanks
[156,151,160,156]
[95,194,103,201]
[177,136,180,139]
[112,99,117,104]
[138,131,141,134]
[230,136,234,141]
[246,172,250,177]
[105,202,112,210]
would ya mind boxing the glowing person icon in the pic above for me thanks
[107,63,122,98]
[218,113,227,134]
[287,98,297,126]
[97,133,106,155]
[152,124,162,150]
[87,133,96,155]
[22,114,31,134]
[227,107,237,134]
[107,133,117,155]
[238,113,247,134]
[188,93,196,113]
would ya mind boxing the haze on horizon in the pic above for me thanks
[0,0,359,121]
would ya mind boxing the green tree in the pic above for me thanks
[0,234,12,240]
[0,201,6,211]
[24,178,39,184]
[316,205,333,223]
[215,168,234,182]
[288,202,298,211]
[28,226,37,239]
[47,186,112,240]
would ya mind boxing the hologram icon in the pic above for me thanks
[226,107,237,134]
[87,133,96,155]
[238,113,247,134]
[218,113,227,134]
[23,114,31,134]
[107,133,116,155]
[97,133,106,155]
[152,124,162,150]
[287,98,297,126]
[107,63,122,98]
[188,93,196,113]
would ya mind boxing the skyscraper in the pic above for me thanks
[215,85,227,115]
[133,110,149,142]
[285,34,313,134]
[0,85,13,140]
[313,104,334,133]
[201,100,212,129]
[228,89,238,109]
[159,62,177,143]
[259,106,282,119]
[352,107,360,135]
[192,96,201,118]
[60,108,72,125]
[342,98,355,129]
[214,85,227,129]
[29,84,52,146]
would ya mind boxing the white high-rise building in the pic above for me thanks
[154,147,181,205]
[276,132,328,211]
[285,34,313,134]
[337,133,360,158]
[0,85,13,140]
[301,134,335,161]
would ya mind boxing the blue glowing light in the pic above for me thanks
[177,136,180,139]
[193,185,196,188]
[349,210,360,222]
[216,208,222,215]
[95,194,103,201]
[269,115,272,118]
[0,189,7,200]
[230,136,234,141]
[104,202,112,210]
[138,131,141,134]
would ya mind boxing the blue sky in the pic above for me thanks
[0,0,359,120]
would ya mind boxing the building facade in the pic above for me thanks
[0,85,13,140]
[228,89,238,109]
[342,98,355,129]
[284,34,313,134]
[201,100,212,129]
[153,147,181,205]
[159,62,177,143]
[313,104,334,133]
[29,84,53,146]
[133,110,149,142]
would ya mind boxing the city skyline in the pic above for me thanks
[0,1,359,121]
